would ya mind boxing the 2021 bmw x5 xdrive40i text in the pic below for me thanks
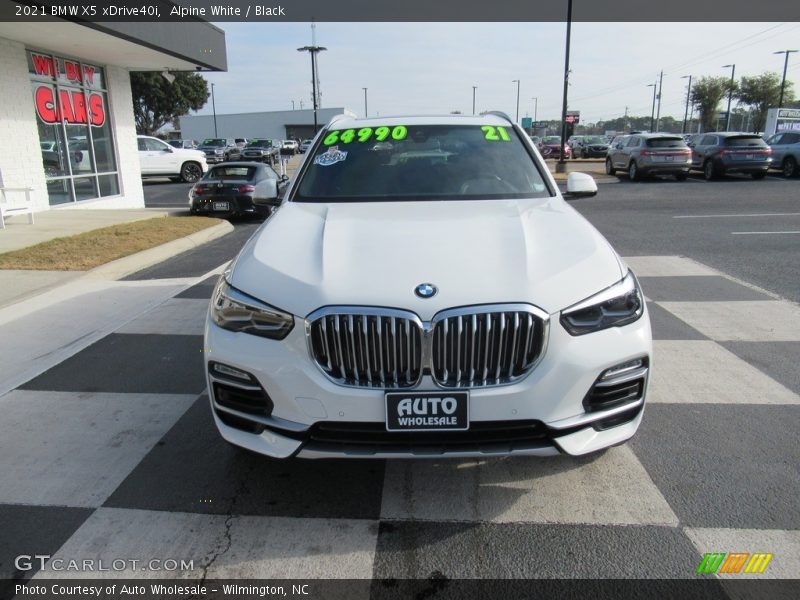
[204,112,652,459]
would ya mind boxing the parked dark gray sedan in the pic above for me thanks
[688,132,772,180]
[189,162,289,219]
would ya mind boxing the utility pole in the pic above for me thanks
[512,80,520,123]
[648,83,657,132]
[556,0,573,174]
[297,45,327,132]
[531,97,538,122]
[211,83,218,137]
[362,87,368,118]
[624,105,629,132]
[681,75,692,134]
[655,70,663,132]
[472,86,477,115]
[774,50,798,108]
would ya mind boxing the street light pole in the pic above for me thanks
[722,64,735,131]
[556,0,573,174]
[512,80,520,123]
[297,45,327,133]
[531,97,538,123]
[472,86,477,115]
[681,75,692,134]
[362,87,368,118]
[774,50,798,108]
[211,83,218,137]
[647,83,657,132]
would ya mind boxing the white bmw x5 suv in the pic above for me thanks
[205,112,652,459]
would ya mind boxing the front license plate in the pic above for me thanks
[213,201,230,211]
[385,391,469,432]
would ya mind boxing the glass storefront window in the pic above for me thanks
[28,50,120,206]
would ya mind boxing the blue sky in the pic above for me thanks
[195,22,800,124]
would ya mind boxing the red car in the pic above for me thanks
[538,136,572,159]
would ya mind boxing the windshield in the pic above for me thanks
[205,166,255,180]
[247,140,270,147]
[725,136,768,147]
[202,139,226,146]
[294,124,549,202]
[646,138,686,148]
[542,136,561,144]
[586,136,606,144]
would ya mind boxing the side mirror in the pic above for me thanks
[162,146,173,152]
[615,143,623,149]
[564,172,598,198]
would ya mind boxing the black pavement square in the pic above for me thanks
[720,341,800,396]
[175,275,220,299]
[0,504,92,580]
[371,521,707,580]
[20,334,205,394]
[647,302,709,340]
[638,276,771,302]
[631,404,800,529]
[104,396,386,520]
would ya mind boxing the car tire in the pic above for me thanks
[628,161,640,182]
[605,158,616,175]
[703,160,716,181]
[751,172,766,180]
[675,173,687,181]
[180,161,203,183]
[782,157,798,178]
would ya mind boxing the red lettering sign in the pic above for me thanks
[83,66,95,86]
[64,60,82,83]
[34,84,105,127]
[31,53,56,78]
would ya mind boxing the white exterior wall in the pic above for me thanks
[0,37,49,210]
[0,36,144,211]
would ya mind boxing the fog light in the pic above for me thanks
[210,361,254,382]
[600,358,645,381]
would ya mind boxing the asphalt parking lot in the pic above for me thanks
[1,176,798,595]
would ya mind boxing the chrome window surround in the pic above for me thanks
[306,303,550,390]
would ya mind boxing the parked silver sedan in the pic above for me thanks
[605,133,691,181]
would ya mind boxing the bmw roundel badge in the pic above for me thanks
[415,283,438,299]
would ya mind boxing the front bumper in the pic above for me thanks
[204,302,652,459]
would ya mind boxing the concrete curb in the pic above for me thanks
[83,219,234,280]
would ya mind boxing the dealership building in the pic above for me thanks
[179,108,357,143]
[0,20,226,212]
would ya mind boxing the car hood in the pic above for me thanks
[228,198,626,320]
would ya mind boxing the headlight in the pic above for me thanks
[211,278,294,339]
[214,149,224,155]
[560,271,644,336]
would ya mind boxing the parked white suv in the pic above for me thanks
[137,135,208,183]
[205,113,652,459]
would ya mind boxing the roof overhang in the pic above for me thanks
[0,19,226,71]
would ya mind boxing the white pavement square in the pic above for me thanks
[380,446,678,526]
[622,256,719,277]
[116,298,210,336]
[658,301,800,342]
[648,341,799,405]
[685,527,800,579]
[0,391,195,508]
[37,507,379,582]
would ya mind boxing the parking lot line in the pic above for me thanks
[673,213,800,219]
[731,231,800,235]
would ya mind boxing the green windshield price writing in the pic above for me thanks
[482,125,511,141]
[324,126,408,145]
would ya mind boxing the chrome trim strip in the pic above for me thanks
[548,397,644,430]
[208,373,262,392]
[297,444,561,459]
[211,401,310,433]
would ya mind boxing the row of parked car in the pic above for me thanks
[167,137,313,163]
[603,130,800,181]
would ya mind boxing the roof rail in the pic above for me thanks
[481,110,514,125]
[326,114,350,127]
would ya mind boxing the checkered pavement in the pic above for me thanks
[1,255,798,592]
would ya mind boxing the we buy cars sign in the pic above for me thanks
[30,53,105,127]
